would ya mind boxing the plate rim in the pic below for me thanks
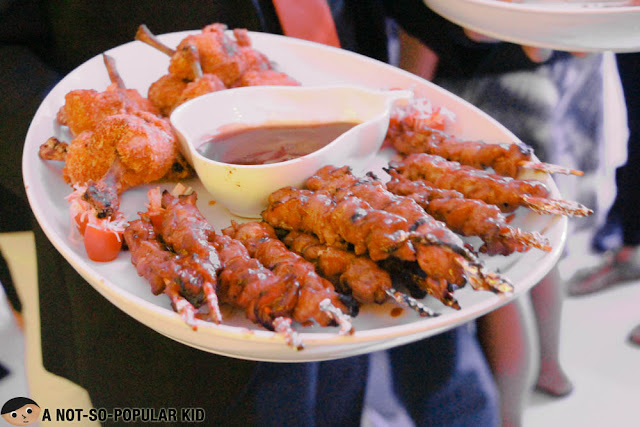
[461,0,640,13]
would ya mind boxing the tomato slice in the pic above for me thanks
[84,223,123,262]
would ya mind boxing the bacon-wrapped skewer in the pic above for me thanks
[389,153,593,217]
[210,233,304,348]
[305,166,512,295]
[282,230,437,317]
[223,221,356,334]
[387,104,583,178]
[147,188,306,346]
[124,219,220,329]
[385,171,551,256]
[145,188,223,323]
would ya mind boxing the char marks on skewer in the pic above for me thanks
[150,189,221,266]
[282,230,437,317]
[282,230,390,304]
[263,187,409,261]
[380,259,460,310]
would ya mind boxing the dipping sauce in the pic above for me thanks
[390,307,404,317]
[197,121,360,165]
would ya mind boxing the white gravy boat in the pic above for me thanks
[170,85,413,218]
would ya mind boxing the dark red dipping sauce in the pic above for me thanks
[197,121,360,165]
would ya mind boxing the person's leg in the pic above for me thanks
[529,266,573,396]
[0,260,14,381]
[0,364,8,380]
[614,53,640,248]
[590,201,623,253]
[388,326,500,427]
[0,248,23,329]
[251,355,370,427]
[629,323,640,346]
[569,53,640,297]
[315,355,370,426]
[476,299,538,427]
[567,245,640,296]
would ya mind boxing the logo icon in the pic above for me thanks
[1,397,40,426]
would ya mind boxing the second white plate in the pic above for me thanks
[425,0,640,52]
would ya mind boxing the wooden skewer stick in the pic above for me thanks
[164,279,197,330]
[457,258,514,294]
[319,299,354,336]
[201,282,223,325]
[520,160,584,177]
[385,288,439,318]
[499,227,551,252]
[273,317,305,350]
[521,195,594,217]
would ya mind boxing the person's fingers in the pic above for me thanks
[570,51,589,58]
[521,45,553,63]
[463,28,499,43]
[462,28,587,63]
